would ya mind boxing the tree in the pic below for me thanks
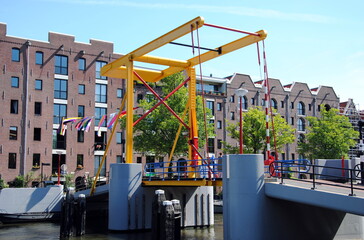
[123,72,214,159]
[298,106,358,160]
[224,107,295,154]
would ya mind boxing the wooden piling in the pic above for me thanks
[152,189,166,240]
[161,201,175,240]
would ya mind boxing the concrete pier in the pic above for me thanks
[108,163,214,231]
[223,154,265,240]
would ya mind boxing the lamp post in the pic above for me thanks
[56,151,62,185]
[41,162,50,187]
[235,88,248,154]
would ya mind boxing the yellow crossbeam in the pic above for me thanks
[152,30,268,82]
[101,16,204,78]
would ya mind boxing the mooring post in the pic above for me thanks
[171,199,181,240]
[74,194,86,236]
[60,189,75,238]
[161,200,175,240]
[152,189,166,240]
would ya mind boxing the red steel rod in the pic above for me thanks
[204,23,260,36]
[133,77,191,127]
[133,71,190,129]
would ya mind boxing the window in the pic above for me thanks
[146,156,155,172]
[10,100,18,114]
[11,76,19,88]
[117,88,123,98]
[35,51,43,65]
[291,102,294,109]
[53,129,66,149]
[35,102,42,115]
[116,132,123,144]
[291,153,295,160]
[308,104,312,111]
[217,102,222,111]
[77,154,84,168]
[55,55,68,75]
[9,126,17,140]
[217,120,222,129]
[207,101,214,115]
[271,98,277,110]
[241,96,248,110]
[318,105,321,112]
[77,131,84,142]
[298,134,305,143]
[298,102,305,115]
[290,117,294,125]
[35,79,42,90]
[33,154,40,168]
[217,139,222,149]
[53,104,67,124]
[78,58,85,71]
[54,79,68,99]
[52,153,65,174]
[251,98,255,105]
[116,155,123,164]
[8,153,16,169]
[230,112,235,120]
[34,128,41,141]
[95,84,107,103]
[325,104,331,111]
[96,61,107,80]
[281,101,284,108]
[78,84,85,94]
[137,157,142,163]
[137,94,143,103]
[78,105,85,117]
[208,138,215,153]
[95,107,107,127]
[261,99,265,106]
[12,48,20,62]
[298,118,305,131]
[94,156,106,176]
[230,95,235,103]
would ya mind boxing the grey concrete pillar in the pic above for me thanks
[109,163,142,230]
[223,154,265,240]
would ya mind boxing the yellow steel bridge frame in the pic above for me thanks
[90,16,267,193]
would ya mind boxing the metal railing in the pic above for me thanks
[143,159,223,181]
[269,160,364,196]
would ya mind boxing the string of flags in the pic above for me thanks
[58,108,138,136]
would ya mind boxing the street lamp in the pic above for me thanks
[235,88,248,154]
[41,162,50,187]
[56,151,63,185]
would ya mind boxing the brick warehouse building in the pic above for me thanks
[0,23,340,184]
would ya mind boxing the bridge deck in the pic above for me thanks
[265,179,364,216]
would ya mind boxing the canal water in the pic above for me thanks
[0,214,223,240]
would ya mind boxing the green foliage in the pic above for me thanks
[224,107,295,154]
[0,179,9,189]
[121,72,214,158]
[298,106,358,159]
[12,172,37,188]
[64,173,75,189]
[13,175,26,188]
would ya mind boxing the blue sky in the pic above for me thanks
[1,0,363,108]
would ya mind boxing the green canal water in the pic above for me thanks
[0,214,223,240]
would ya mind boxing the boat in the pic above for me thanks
[0,185,64,224]
[0,212,60,223]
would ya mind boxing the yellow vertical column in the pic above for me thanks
[187,67,199,178]
[126,59,134,164]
